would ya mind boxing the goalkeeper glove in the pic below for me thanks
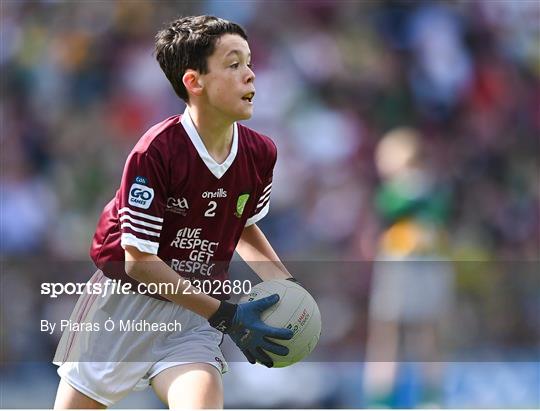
[208,294,293,367]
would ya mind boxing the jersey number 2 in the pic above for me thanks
[204,201,217,217]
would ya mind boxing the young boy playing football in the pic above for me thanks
[53,15,296,409]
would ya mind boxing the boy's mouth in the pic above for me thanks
[242,92,255,103]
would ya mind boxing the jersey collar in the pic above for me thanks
[181,107,238,179]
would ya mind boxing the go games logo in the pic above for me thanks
[128,183,154,209]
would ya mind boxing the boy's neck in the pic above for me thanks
[187,104,234,164]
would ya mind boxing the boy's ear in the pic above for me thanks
[182,69,204,97]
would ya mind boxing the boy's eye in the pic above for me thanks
[230,63,239,69]
[247,63,253,69]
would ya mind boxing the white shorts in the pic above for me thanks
[53,270,228,407]
[370,256,454,323]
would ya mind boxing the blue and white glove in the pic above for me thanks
[208,294,293,367]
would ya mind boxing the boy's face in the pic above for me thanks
[199,34,255,121]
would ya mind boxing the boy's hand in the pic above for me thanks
[208,294,293,367]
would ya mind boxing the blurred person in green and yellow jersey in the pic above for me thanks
[364,127,454,408]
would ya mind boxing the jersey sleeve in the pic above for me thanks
[245,142,277,227]
[118,145,168,254]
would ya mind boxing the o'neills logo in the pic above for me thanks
[202,189,227,199]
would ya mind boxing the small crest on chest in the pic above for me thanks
[235,193,250,218]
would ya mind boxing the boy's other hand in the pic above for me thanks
[208,294,293,367]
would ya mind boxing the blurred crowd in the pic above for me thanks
[1,0,539,408]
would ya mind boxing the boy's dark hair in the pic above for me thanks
[155,15,247,102]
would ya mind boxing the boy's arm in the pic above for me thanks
[236,224,293,281]
[124,246,220,318]
[125,245,293,367]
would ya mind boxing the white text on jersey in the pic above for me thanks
[202,189,227,199]
[166,197,189,215]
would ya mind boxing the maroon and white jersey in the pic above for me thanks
[90,108,275,298]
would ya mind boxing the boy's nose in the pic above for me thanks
[246,68,255,83]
